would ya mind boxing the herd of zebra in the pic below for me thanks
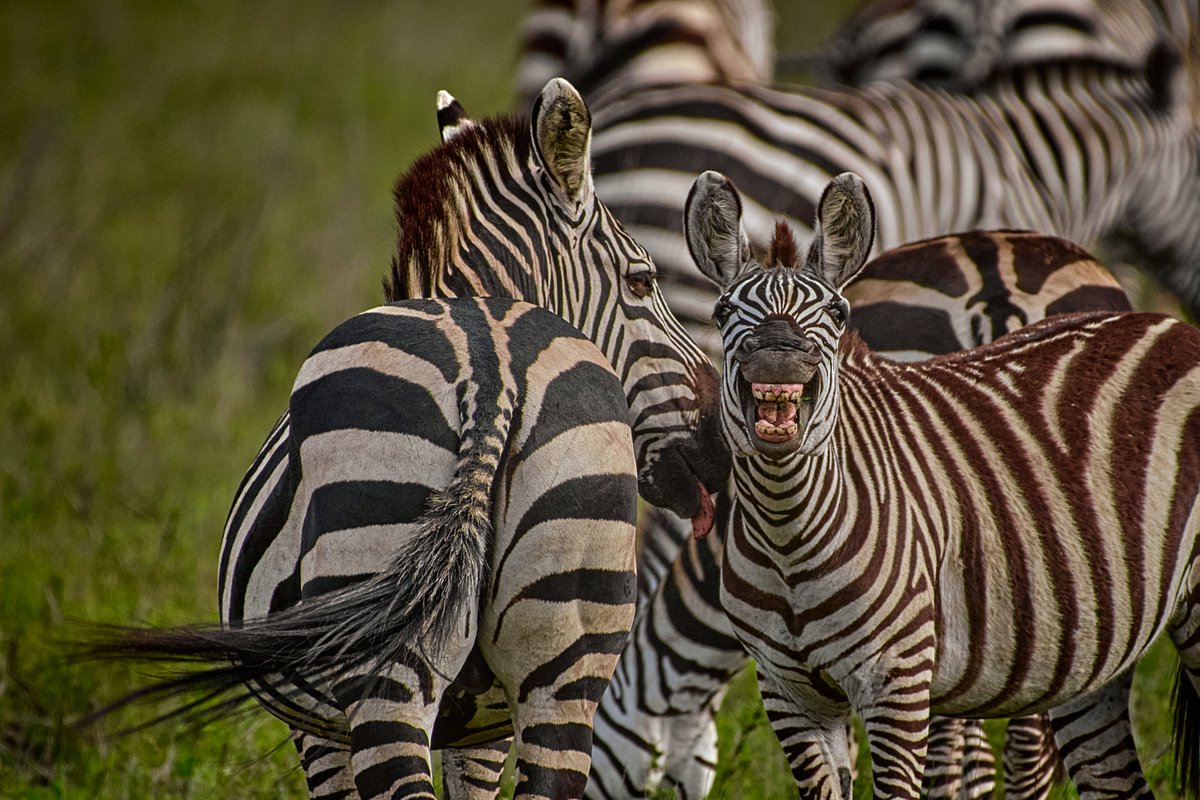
[76,0,1200,798]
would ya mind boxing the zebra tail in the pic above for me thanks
[1173,656,1200,799]
[72,389,506,733]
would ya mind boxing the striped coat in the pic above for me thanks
[686,169,1200,800]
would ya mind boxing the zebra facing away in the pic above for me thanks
[593,228,1130,800]
[685,168,1200,799]
[80,78,732,800]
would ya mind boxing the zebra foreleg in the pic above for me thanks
[441,740,511,800]
[1168,561,1200,799]
[1047,672,1151,799]
[922,716,966,798]
[758,673,853,799]
[293,730,358,800]
[858,683,932,800]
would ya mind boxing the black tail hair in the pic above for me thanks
[73,391,506,736]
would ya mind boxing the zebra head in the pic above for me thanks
[388,79,730,525]
[687,171,875,460]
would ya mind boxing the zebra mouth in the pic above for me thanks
[743,380,815,456]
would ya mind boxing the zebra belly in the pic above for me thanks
[929,533,1183,717]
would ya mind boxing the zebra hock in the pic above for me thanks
[686,170,1200,800]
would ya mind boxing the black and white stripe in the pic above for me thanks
[687,168,1200,800]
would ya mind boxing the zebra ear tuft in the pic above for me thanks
[531,78,594,205]
[437,90,476,143]
[804,172,875,290]
[685,171,752,289]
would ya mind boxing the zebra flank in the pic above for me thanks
[689,170,1200,800]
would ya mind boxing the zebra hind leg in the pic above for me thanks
[441,740,511,800]
[294,729,358,800]
[1047,671,1151,799]
[1003,714,1060,800]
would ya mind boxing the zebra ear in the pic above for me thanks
[685,170,753,289]
[531,78,594,205]
[436,90,476,143]
[804,172,875,290]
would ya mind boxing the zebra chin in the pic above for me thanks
[637,408,730,521]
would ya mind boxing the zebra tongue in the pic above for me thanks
[690,483,714,539]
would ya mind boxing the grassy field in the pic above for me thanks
[0,1,1187,798]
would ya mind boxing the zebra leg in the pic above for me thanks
[758,673,852,798]
[1047,672,1150,799]
[1003,714,1060,800]
[337,660,455,800]
[922,716,966,798]
[441,740,511,800]
[959,719,997,799]
[294,729,358,800]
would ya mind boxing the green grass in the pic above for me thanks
[0,1,1187,798]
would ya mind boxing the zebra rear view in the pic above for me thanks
[83,297,640,799]
[686,170,1200,799]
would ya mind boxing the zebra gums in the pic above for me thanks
[77,79,730,800]
[682,168,1200,800]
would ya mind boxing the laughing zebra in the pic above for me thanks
[685,168,1200,800]
[80,78,730,800]
[593,228,1130,800]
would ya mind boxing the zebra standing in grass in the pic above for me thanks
[86,78,731,800]
[592,228,1131,800]
[685,168,1200,799]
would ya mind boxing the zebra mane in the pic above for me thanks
[384,114,534,302]
[766,220,801,270]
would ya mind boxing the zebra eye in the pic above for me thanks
[714,297,733,325]
[625,270,654,299]
[827,299,848,326]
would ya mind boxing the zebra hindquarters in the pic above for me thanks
[480,353,640,800]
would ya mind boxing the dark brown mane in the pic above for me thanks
[766,219,801,269]
[383,114,533,301]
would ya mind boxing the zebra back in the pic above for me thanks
[515,0,775,109]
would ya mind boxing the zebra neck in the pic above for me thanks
[730,444,850,544]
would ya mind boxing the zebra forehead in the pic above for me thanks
[385,114,536,301]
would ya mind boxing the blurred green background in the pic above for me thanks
[0,1,1183,797]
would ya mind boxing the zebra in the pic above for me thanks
[515,0,775,111]
[594,228,1131,800]
[80,78,732,799]
[586,42,1200,357]
[684,167,1200,799]
[818,0,1198,90]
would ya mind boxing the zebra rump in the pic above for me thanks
[72,297,638,749]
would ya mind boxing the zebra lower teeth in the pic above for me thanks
[752,382,804,442]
